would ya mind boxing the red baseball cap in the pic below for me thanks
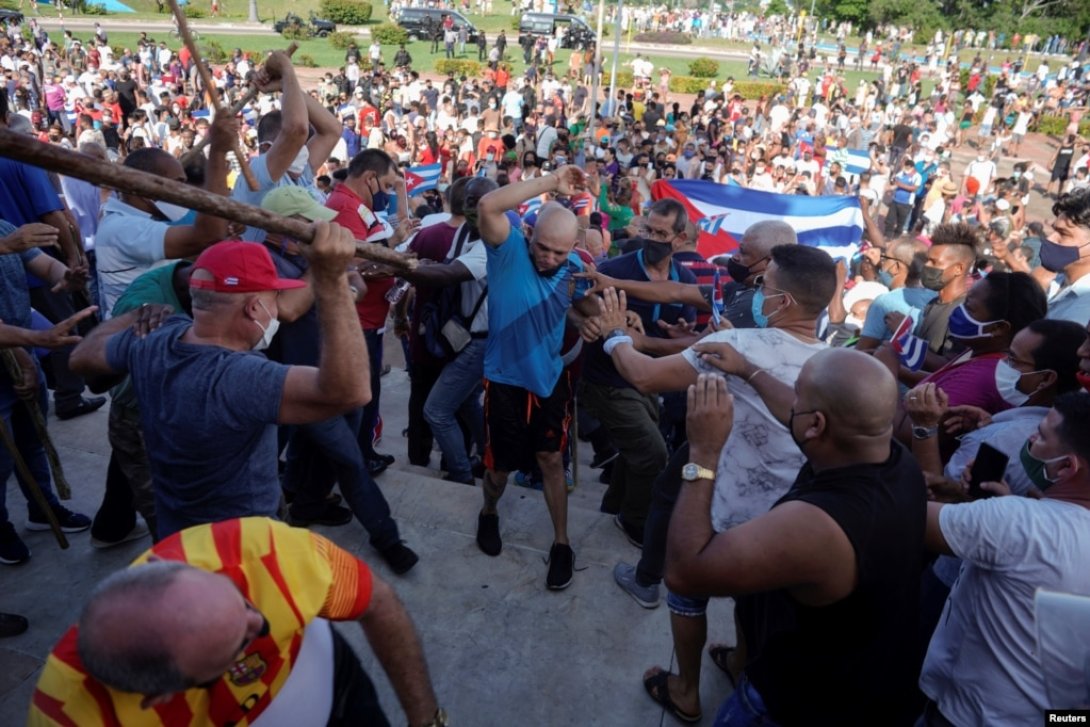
[189,240,308,293]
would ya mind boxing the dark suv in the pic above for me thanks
[518,13,594,50]
[394,7,479,43]
[273,12,337,38]
[0,8,25,25]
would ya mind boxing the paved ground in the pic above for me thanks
[0,334,737,726]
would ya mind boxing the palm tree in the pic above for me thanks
[248,0,258,22]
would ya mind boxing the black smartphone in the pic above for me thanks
[968,442,1008,499]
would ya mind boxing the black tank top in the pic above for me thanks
[737,442,927,726]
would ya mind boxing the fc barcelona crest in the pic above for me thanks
[227,653,267,686]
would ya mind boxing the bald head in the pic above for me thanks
[78,561,253,697]
[534,201,579,243]
[800,349,897,441]
[743,220,797,258]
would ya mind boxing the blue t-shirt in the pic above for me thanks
[0,159,64,290]
[860,287,938,342]
[232,154,321,242]
[583,250,697,389]
[0,219,41,330]
[106,316,290,538]
[484,225,589,397]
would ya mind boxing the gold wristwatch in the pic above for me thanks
[681,463,715,482]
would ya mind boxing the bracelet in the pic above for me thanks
[603,335,633,355]
[746,368,765,383]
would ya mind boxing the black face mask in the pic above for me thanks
[726,254,767,285]
[642,238,673,266]
[919,265,948,291]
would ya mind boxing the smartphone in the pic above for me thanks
[968,442,1008,499]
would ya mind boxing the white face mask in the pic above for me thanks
[252,300,280,351]
[154,200,191,222]
[287,145,310,176]
[995,359,1041,407]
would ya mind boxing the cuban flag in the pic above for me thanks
[518,194,544,218]
[651,179,864,260]
[405,163,441,197]
[710,268,724,328]
[825,144,871,179]
[891,314,927,372]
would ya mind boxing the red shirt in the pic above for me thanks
[358,103,379,132]
[325,183,396,330]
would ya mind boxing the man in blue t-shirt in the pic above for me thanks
[70,224,372,540]
[475,167,599,590]
[229,50,342,242]
[884,157,922,238]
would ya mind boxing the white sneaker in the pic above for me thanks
[90,521,150,550]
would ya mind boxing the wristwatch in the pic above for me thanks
[681,463,716,482]
[912,425,939,440]
[416,708,448,727]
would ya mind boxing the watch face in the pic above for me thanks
[682,463,698,480]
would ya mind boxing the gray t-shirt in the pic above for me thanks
[106,316,290,538]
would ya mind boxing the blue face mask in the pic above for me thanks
[947,302,1001,340]
[877,268,893,287]
[750,288,785,328]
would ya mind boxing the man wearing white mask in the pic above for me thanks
[94,114,237,316]
[71,225,370,540]
[231,50,342,242]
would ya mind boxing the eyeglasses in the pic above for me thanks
[639,225,678,242]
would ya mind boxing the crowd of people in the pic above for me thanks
[1,8,1090,726]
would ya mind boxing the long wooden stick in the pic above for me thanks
[0,416,68,549]
[186,42,300,160]
[168,0,259,191]
[0,130,417,271]
[0,351,71,500]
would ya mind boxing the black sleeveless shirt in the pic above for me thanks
[736,442,927,726]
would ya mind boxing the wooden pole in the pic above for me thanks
[186,42,299,160]
[0,351,71,500]
[168,0,260,191]
[0,416,67,549]
[0,130,417,271]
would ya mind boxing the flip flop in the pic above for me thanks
[643,668,701,724]
[708,645,738,689]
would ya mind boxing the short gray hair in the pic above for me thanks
[744,220,797,256]
[77,561,192,695]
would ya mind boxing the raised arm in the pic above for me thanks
[278,222,371,423]
[596,288,699,394]
[163,114,235,259]
[255,51,308,182]
[477,164,585,246]
[304,91,343,171]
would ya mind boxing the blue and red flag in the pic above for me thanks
[651,179,864,260]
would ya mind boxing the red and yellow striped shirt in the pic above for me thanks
[28,517,373,727]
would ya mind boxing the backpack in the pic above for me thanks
[419,225,488,361]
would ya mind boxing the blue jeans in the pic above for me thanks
[423,338,485,480]
[714,674,780,727]
[359,329,384,459]
[285,408,399,550]
[0,368,61,525]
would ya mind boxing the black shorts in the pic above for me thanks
[483,371,573,474]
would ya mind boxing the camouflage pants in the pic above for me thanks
[108,403,156,537]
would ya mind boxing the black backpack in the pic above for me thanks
[418,225,487,361]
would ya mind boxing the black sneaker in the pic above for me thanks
[55,396,107,420]
[591,449,620,469]
[476,512,502,556]
[289,503,353,527]
[442,472,475,485]
[546,543,574,590]
[613,514,644,548]
[27,505,91,533]
[366,458,391,477]
[378,542,419,575]
[0,612,28,638]
[0,522,30,565]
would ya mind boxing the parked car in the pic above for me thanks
[518,13,595,50]
[393,7,479,43]
[0,8,25,25]
[273,12,337,38]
